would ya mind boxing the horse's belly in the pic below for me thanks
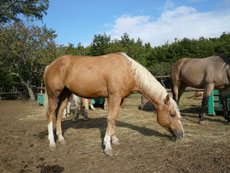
[181,75,205,88]
[66,78,108,98]
[214,80,229,90]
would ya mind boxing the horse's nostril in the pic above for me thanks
[173,130,184,139]
[178,132,184,139]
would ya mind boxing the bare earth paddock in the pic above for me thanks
[0,92,230,173]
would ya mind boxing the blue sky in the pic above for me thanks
[37,0,230,47]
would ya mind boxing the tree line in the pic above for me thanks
[0,0,230,100]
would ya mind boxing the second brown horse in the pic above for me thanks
[171,55,230,124]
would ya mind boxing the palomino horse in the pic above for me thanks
[63,94,95,121]
[44,52,184,156]
[171,55,230,124]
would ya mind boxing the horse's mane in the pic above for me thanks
[217,53,230,65]
[120,52,168,104]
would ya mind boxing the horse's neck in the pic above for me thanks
[123,52,167,104]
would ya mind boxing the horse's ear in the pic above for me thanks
[164,95,170,105]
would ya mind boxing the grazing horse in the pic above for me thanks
[171,55,230,124]
[44,52,184,156]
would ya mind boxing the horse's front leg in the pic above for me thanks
[72,95,79,121]
[104,95,121,156]
[199,85,214,124]
[199,97,208,123]
[220,89,230,124]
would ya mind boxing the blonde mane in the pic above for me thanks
[170,97,181,119]
[120,53,168,104]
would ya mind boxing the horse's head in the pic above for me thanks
[155,95,184,139]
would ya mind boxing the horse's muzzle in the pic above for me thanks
[172,130,184,139]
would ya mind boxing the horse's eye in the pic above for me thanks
[170,114,176,118]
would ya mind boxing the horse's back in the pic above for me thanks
[44,53,135,98]
[171,56,229,88]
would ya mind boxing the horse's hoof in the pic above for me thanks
[58,139,66,145]
[112,140,120,145]
[104,149,113,156]
[49,144,56,151]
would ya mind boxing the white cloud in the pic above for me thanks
[107,6,230,47]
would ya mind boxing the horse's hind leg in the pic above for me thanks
[56,89,71,144]
[219,89,230,123]
[199,84,214,124]
[104,95,122,156]
[178,83,186,103]
[46,96,59,150]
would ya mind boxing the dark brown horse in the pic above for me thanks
[44,52,184,156]
[171,55,230,124]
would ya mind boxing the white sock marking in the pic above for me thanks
[48,122,55,147]
[104,133,112,150]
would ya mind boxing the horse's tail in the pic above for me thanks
[170,63,177,98]
[44,91,49,118]
[170,59,186,102]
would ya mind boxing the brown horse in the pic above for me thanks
[171,55,230,124]
[44,52,184,156]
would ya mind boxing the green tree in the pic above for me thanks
[89,33,111,56]
[0,22,57,100]
[0,0,49,24]
[57,43,89,57]
[213,32,230,57]
[76,43,89,56]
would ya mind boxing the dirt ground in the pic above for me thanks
[0,92,230,173]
